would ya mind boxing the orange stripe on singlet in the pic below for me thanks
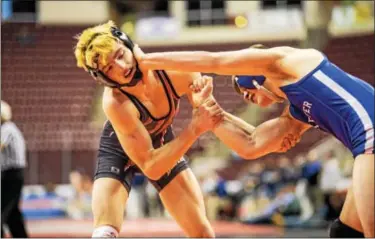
[152,70,180,142]
[119,70,180,140]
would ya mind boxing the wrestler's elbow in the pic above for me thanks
[142,161,162,181]
[236,137,263,160]
[134,153,162,180]
[239,150,261,160]
[143,170,161,181]
[142,167,161,181]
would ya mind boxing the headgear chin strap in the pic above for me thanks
[232,75,284,103]
[86,27,143,88]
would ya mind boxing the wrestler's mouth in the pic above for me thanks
[124,67,133,78]
[250,94,256,103]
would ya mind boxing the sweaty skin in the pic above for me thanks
[134,46,317,159]
[134,45,375,237]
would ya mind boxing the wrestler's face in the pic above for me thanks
[242,89,275,107]
[98,42,137,85]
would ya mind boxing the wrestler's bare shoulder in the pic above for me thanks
[274,47,324,79]
[102,87,137,116]
[271,46,322,58]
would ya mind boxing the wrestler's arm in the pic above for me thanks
[136,45,287,76]
[183,73,304,156]
[212,106,312,159]
[104,95,202,180]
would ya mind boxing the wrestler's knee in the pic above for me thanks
[92,178,128,232]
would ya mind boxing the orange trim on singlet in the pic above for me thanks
[118,70,180,138]
[151,70,180,138]
[159,70,181,100]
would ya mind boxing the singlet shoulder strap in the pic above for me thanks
[158,70,181,99]
[118,89,148,122]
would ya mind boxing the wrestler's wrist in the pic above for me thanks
[212,117,224,133]
[189,120,205,136]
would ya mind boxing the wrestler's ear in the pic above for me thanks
[232,75,243,95]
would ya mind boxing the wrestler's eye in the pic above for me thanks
[107,65,113,74]
[117,50,124,60]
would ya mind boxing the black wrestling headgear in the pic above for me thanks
[86,27,143,88]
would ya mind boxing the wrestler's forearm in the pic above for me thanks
[142,51,216,73]
[212,112,259,159]
[213,112,286,159]
[145,122,201,179]
[223,112,256,133]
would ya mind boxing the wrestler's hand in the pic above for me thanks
[133,44,146,70]
[190,75,214,107]
[277,133,300,152]
[190,75,213,93]
[191,98,224,134]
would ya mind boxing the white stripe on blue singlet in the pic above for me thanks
[314,70,374,152]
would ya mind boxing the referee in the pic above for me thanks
[1,100,28,238]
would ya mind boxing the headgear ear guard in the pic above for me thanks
[232,75,284,103]
[235,75,266,90]
[86,27,143,88]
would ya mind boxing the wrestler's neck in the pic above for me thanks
[263,78,288,100]
[119,70,157,101]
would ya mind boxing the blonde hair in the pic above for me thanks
[74,20,120,71]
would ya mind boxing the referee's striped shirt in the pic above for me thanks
[1,121,27,171]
